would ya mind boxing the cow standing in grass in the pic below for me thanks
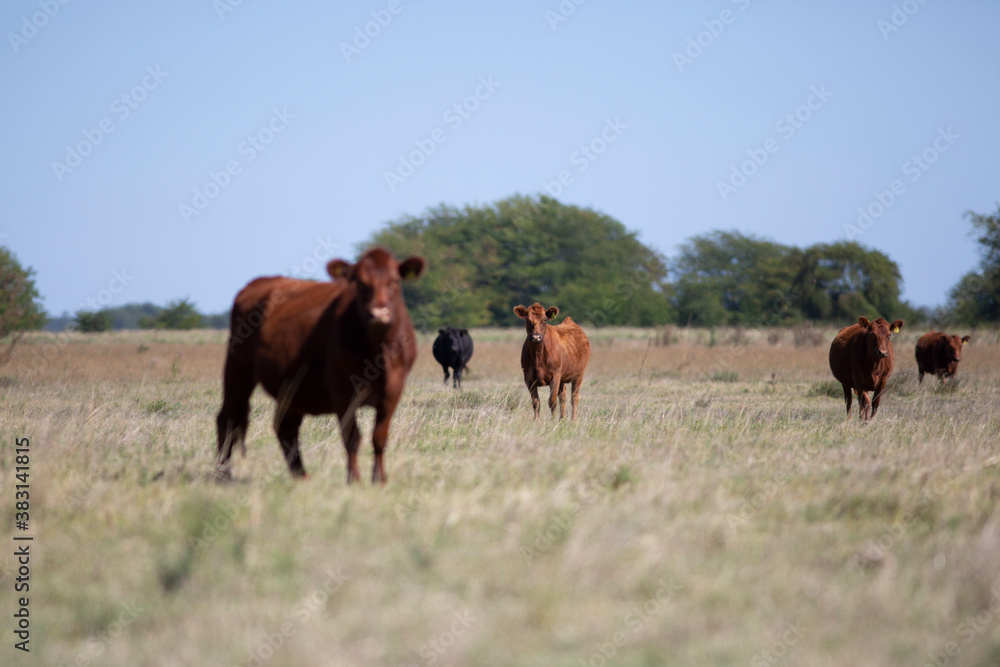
[432,327,474,389]
[215,246,425,484]
[513,303,591,420]
[828,316,903,420]
[915,331,971,384]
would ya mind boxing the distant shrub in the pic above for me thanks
[793,323,825,347]
[654,325,676,347]
[75,310,112,333]
[727,326,748,346]
[805,381,841,398]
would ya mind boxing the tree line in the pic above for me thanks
[369,195,999,329]
[2,196,998,335]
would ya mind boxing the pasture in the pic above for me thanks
[3,325,1000,666]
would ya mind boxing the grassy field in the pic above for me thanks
[3,325,1000,666]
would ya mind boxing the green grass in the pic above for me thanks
[2,329,1000,665]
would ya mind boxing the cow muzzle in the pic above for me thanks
[530,332,543,342]
[370,306,391,324]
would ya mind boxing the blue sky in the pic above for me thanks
[3,1,998,317]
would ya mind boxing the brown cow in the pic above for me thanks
[828,316,904,420]
[915,331,971,384]
[215,246,425,484]
[513,303,591,419]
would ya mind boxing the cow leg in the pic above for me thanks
[441,365,450,385]
[215,362,255,479]
[918,369,925,384]
[529,382,541,419]
[275,412,307,477]
[340,412,362,485]
[840,383,852,418]
[871,381,886,418]
[858,390,870,421]
[371,400,399,485]
[557,380,568,419]
[548,376,560,419]
[454,364,463,390]
[570,376,583,420]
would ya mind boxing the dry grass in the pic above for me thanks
[3,328,1000,666]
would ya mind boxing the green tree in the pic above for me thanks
[0,246,46,364]
[946,206,1000,323]
[139,298,203,330]
[794,241,911,322]
[668,233,911,325]
[670,231,798,326]
[367,195,672,328]
[75,310,113,332]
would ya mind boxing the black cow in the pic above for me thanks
[432,327,473,389]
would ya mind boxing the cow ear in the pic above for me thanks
[545,307,559,320]
[459,328,468,334]
[962,335,971,344]
[857,316,870,328]
[398,257,426,280]
[438,328,446,335]
[513,305,528,319]
[890,320,903,334]
[327,259,354,281]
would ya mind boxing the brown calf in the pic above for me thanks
[513,303,591,419]
[915,331,970,384]
[828,316,903,420]
[215,246,425,484]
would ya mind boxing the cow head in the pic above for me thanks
[327,247,425,328]
[437,327,468,354]
[857,316,903,360]
[514,303,559,343]
[945,334,971,363]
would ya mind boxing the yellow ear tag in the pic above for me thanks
[961,339,966,345]
[892,327,899,333]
